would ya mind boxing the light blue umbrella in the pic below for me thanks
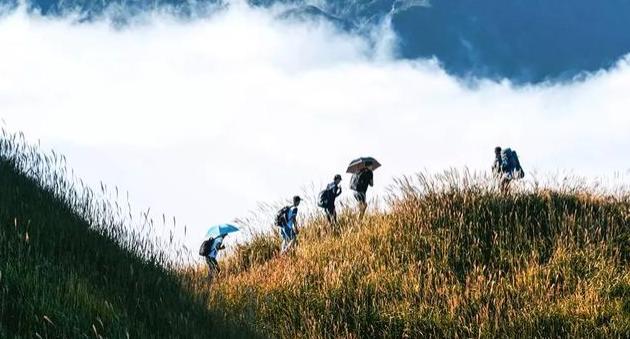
[205,224,239,239]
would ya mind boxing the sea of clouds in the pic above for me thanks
[1,2,629,253]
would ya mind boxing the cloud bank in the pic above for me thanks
[1,3,629,250]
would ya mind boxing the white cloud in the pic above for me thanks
[1,3,629,253]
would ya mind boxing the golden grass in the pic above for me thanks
[198,172,630,338]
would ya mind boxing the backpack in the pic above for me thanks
[318,186,336,208]
[350,172,360,191]
[350,170,368,191]
[501,148,525,179]
[275,206,291,227]
[199,238,213,256]
[511,150,525,179]
[350,169,371,191]
[317,189,329,208]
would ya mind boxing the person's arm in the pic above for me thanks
[291,207,299,234]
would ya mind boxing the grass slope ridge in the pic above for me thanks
[0,132,251,337]
[211,173,630,338]
[3,129,629,338]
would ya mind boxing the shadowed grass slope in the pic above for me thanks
[209,173,630,338]
[3,128,629,338]
[0,132,254,338]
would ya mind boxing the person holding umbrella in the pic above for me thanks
[347,157,380,220]
[199,224,239,282]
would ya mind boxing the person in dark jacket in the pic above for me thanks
[492,146,504,176]
[323,174,343,225]
[492,146,510,192]
[351,162,374,219]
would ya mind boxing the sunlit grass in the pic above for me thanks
[2,127,629,338]
[206,170,630,338]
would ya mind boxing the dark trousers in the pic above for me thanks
[325,206,337,224]
[206,257,220,282]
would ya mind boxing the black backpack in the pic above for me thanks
[199,238,213,256]
[511,151,525,179]
[275,206,291,227]
[318,187,336,208]
[317,189,328,208]
[350,172,361,191]
[350,169,369,191]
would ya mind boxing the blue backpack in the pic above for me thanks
[501,148,525,179]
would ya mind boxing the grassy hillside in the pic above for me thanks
[0,133,253,338]
[2,129,630,338]
[207,173,630,338]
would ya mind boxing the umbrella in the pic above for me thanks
[346,157,381,174]
[205,224,239,239]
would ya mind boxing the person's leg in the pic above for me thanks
[357,192,367,219]
[205,257,218,282]
[211,258,220,274]
[353,191,366,219]
[281,226,297,254]
[359,202,367,219]
[281,239,294,255]
[205,257,213,278]
[328,206,340,233]
[281,240,289,254]
[325,206,336,224]
[500,177,511,194]
[285,227,298,254]
[280,226,289,254]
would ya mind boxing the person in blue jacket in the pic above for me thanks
[280,196,301,255]
[205,235,226,282]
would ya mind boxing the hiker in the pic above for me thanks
[492,146,524,193]
[276,195,301,255]
[318,174,343,225]
[350,161,374,219]
[199,234,226,282]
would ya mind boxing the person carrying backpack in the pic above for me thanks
[276,195,301,255]
[318,174,343,225]
[199,234,227,282]
[492,146,524,193]
[350,161,374,219]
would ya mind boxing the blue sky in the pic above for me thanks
[1,1,629,254]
